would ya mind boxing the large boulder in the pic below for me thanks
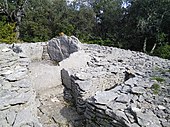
[47,35,81,62]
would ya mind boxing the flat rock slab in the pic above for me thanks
[29,50,90,91]
[29,62,61,90]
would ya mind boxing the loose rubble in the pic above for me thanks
[61,44,170,127]
[0,44,42,127]
[0,36,170,127]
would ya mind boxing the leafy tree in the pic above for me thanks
[69,0,96,41]
[122,0,170,53]
[20,0,52,42]
[0,0,28,39]
[154,44,170,59]
[91,0,124,46]
[0,20,17,43]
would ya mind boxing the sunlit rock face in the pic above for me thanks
[47,36,81,62]
[61,44,170,127]
[0,45,42,127]
[0,36,170,127]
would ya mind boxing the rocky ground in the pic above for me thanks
[0,44,41,127]
[62,44,170,127]
[29,61,85,127]
[0,36,170,127]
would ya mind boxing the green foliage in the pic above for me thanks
[1,0,169,60]
[0,21,17,44]
[153,44,170,59]
[86,39,112,46]
[153,67,170,75]
[151,83,160,95]
[122,0,170,52]
[151,77,165,83]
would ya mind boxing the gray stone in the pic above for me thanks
[61,69,72,89]
[19,42,44,61]
[0,70,13,76]
[74,72,91,81]
[2,47,11,52]
[2,81,11,90]
[138,95,145,102]
[8,91,32,105]
[115,110,130,124]
[6,111,16,125]
[13,79,31,88]
[136,111,161,127]
[131,123,140,127]
[5,71,27,81]
[124,78,137,86]
[47,36,81,62]
[121,85,131,93]
[116,94,131,103]
[11,44,22,53]
[94,90,119,105]
[161,121,170,127]
[75,80,92,92]
[1,38,170,127]
[13,108,40,127]
[18,53,28,58]
[130,105,142,117]
[108,65,120,74]
[157,105,166,110]
[131,87,146,94]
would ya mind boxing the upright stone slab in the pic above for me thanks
[47,36,81,62]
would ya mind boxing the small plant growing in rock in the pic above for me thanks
[151,77,165,83]
[52,60,60,66]
[151,83,160,94]
[167,69,170,73]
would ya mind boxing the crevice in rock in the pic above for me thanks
[1,36,170,127]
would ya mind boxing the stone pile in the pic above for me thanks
[61,44,170,127]
[0,44,42,127]
[0,35,169,127]
[0,36,85,127]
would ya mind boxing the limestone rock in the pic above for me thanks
[47,36,81,62]
[0,44,42,127]
[61,43,170,127]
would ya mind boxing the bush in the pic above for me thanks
[0,21,17,44]
[86,39,113,46]
[151,83,160,94]
[154,44,170,59]
[151,77,165,83]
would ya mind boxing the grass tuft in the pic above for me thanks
[151,83,160,95]
[151,77,165,82]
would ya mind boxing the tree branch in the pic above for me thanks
[0,0,9,15]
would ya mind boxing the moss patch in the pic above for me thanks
[151,83,160,94]
[151,77,165,83]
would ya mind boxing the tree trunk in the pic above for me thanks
[15,8,24,39]
[143,37,147,53]
[150,43,157,54]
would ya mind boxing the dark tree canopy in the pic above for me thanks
[0,0,170,59]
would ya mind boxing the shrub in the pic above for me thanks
[0,21,17,44]
[151,83,160,94]
[154,44,170,59]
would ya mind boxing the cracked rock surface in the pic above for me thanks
[0,36,170,127]
[62,44,170,127]
[0,44,42,127]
